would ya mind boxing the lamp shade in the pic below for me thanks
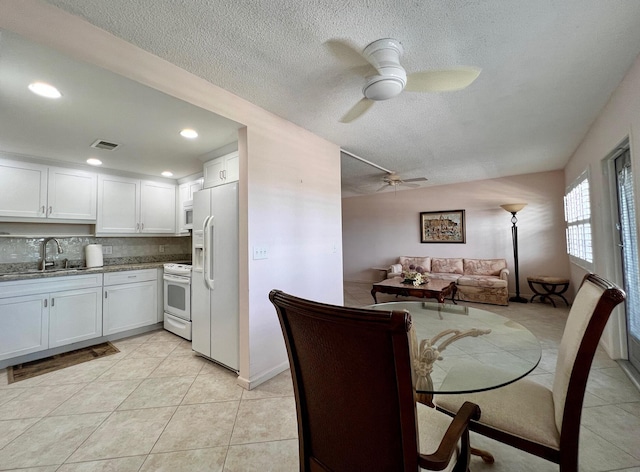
[500,203,527,213]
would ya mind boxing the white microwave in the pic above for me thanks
[183,200,194,230]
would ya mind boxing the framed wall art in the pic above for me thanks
[420,209,466,243]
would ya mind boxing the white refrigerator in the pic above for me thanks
[192,182,239,371]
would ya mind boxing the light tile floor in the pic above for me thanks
[0,281,637,471]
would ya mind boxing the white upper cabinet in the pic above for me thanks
[0,160,47,218]
[0,159,96,221]
[203,151,239,188]
[47,166,98,220]
[140,180,176,233]
[97,175,140,234]
[97,174,176,235]
[187,178,204,200]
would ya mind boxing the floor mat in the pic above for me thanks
[7,342,120,384]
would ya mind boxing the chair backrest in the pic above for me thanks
[551,274,625,444]
[269,290,419,472]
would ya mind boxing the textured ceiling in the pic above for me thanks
[28,1,640,192]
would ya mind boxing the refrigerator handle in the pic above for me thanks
[203,215,215,290]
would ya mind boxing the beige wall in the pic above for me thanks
[342,170,571,299]
[563,52,640,358]
[0,1,344,388]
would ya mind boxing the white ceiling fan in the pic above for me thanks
[341,149,428,193]
[376,172,428,192]
[336,38,481,123]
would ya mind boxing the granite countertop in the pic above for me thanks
[0,261,185,282]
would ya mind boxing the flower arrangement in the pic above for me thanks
[402,264,429,286]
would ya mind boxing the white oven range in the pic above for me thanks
[163,262,192,340]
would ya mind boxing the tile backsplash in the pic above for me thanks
[0,236,191,272]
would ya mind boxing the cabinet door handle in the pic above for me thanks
[41,205,45,214]
[44,298,47,307]
[141,223,144,230]
[136,223,140,231]
[105,291,108,299]
[51,298,55,307]
[223,169,227,180]
[48,206,52,215]
[219,170,223,180]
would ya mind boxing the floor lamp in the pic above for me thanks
[500,203,528,303]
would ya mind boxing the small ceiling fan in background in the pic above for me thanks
[377,172,428,192]
[330,38,481,123]
[341,149,428,193]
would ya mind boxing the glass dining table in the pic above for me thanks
[367,301,542,403]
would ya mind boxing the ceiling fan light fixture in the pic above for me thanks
[363,76,405,101]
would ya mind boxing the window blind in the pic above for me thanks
[564,172,593,268]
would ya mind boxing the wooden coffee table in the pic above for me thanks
[371,277,458,304]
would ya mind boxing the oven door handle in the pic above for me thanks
[163,273,191,284]
[203,215,215,290]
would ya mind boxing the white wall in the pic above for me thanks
[0,1,344,388]
[563,52,640,358]
[342,170,570,299]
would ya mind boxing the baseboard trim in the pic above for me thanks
[618,360,640,392]
[236,360,290,390]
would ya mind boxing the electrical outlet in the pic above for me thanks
[102,246,113,255]
[159,245,165,253]
[253,246,268,260]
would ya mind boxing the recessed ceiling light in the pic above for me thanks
[28,81,62,99]
[180,128,198,139]
[86,158,102,166]
[162,171,174,177]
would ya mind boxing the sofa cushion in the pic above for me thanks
[429,273,462,282]
[463,258,507,276]
[457,275,508,288]
[398,256,431,273]
[431,258,463,275]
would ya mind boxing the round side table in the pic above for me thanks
[527,275,570,307]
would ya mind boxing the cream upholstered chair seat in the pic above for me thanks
[435,274,625,472]
[435,377,559,449]
[416,403,462,472]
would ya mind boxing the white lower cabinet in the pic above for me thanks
[49,287,103,348]
[103,269,158,335]
[0,274,103,361]
[0,295,48,361]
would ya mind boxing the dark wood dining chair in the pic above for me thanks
[435,273,625,472]
[269,289,481,472]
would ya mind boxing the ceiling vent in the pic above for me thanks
[90,139,120,151]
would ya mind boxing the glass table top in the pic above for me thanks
[367,301,542,395]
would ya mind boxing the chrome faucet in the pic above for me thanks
[39,237,63,271]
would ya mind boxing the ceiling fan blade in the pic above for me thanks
[340,98,374,123]
[375,184,389,192]
[402,177,429,183]
[399,182,420,188]
[405,67,481,92]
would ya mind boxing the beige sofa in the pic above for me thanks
[387,256,510,306]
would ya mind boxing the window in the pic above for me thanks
[564,171,593,268]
